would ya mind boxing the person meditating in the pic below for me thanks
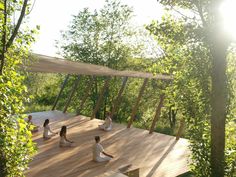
[59,126,74,147]
[98,112,112,131]
[27,115,39,133]
[93,136,113,162]
[43,119,57,140]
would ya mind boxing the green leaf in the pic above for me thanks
[0,2,4,10]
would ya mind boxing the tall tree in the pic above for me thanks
[208,2,230,176]
[0,0,37,175]
[58,0,134,118]
[58,0,133,68]
[147,0,234,176]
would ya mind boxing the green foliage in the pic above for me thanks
[0,0,37,176]
[58,0,134,68]
[26,1,176,136]
[53,0,164,123]
[24,73,60,112]
[147,1,236,176]
[0,54,36,176]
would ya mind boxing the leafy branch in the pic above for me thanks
[0,0,29,75]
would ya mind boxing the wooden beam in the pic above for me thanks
[52,74,70,110]
[149,94,165,134]
[127,78,148,128]
[91,77,111,119]
[63,75,81,113]
[110,77,128,119]
[76,77,94,115]
[176,119,185,140]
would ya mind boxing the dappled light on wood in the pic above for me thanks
[25,111,190,177]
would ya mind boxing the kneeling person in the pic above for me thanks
[93,136,113,162]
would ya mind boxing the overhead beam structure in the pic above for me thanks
[91,77,111,119]
[176,119,185,140]
[110,77,128,119]
[149,94,165,134]
[26,54,173,133]
[52,74,70,110]
[25,54,173,80]
[63,75,81,113]
[127,78,148,128]
[76,77,94,115]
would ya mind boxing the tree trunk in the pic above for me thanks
[210,41,228,177]
[209,1,229,176]
[0,0,29,74]
[0,0,7,75]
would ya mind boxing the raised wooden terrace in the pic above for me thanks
[25,111,191,177]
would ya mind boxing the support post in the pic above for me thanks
[110,77,128,118]
[52,74,70,110]
[127,78,148,128]
[176,119,185,140]
[149,94,165,134]
[63,75,81,113]
[76,77,94,115]
[91,77,111,119]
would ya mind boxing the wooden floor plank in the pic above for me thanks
[25,111,191,177]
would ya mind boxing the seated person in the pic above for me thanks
[98,112,112,131]
[59,126,74,147]
[27,115,39,133]
[43,119,57,139]
[93,136,113,162]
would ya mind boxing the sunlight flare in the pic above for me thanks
[220,0,236,39]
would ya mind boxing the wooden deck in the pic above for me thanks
[25,111,191,177]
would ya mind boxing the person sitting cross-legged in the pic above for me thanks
[27,115,39,133]
[98,112,112,131]
[59,126,74,147]
[93,136,114,162]
[43,119,57,140]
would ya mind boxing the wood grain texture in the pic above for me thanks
[26,111,191,177]
[26,54,173,80]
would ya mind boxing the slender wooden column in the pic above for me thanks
[110,77,128,118]
[91,77,111,119]
[127,78,148,128]
[76,77,94,115]
[176,119,185,140]
[52,74,70,110]
[149,94,165,134]
[63,75,81,113]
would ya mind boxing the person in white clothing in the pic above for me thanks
[59,126,74,147]
[93,136,113,162]
[98,112,112,131]
[27,115,39,133]
[43,119,57,140]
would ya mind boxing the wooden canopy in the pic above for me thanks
[25,53,179,135]
[25,54,173,80]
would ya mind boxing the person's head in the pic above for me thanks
[95,136,100,143]
[43,119,49,127]
[106,112,111,117]
[60,126,67,137]
[28,115,32,121]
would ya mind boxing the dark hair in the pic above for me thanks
[43,119,49,127]
[27,115,32,123]
[60,126,67,137]
[95,136,100,143]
